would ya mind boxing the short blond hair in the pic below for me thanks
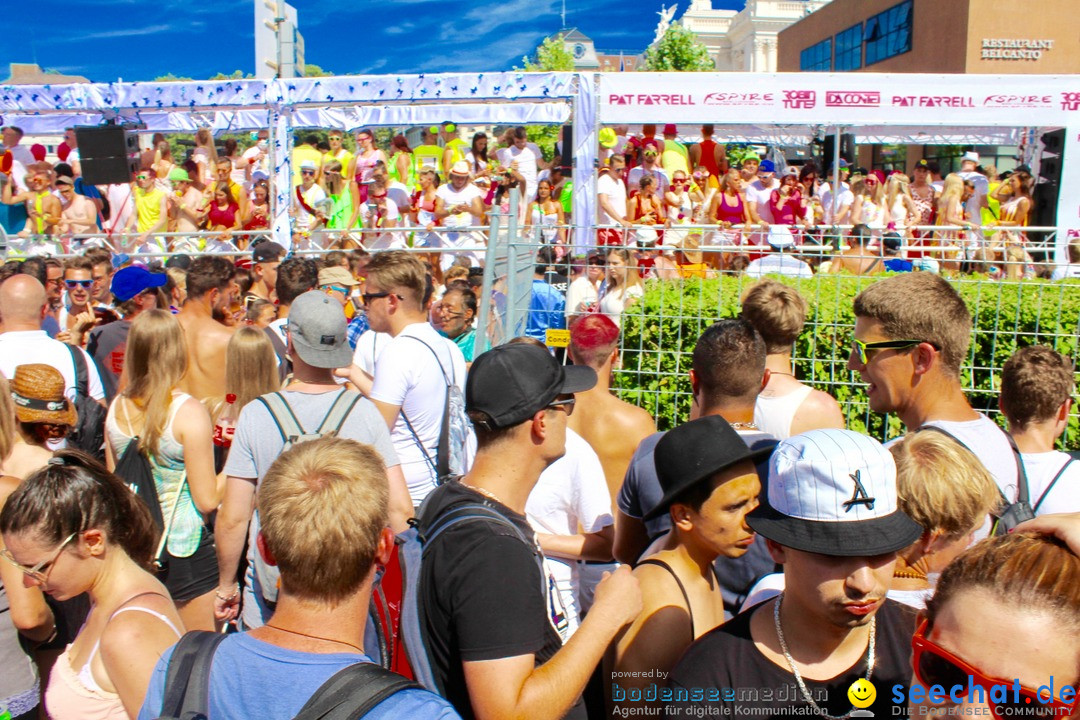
[891,431,1002,538]
[740,279,808,354]
[365,250,427,307]
[257,437,389,604]
[853,273,972,376]
[0,373,14,461]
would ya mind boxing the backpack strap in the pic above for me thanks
[398,336,454,483]
[316,389,362,437]
[66,343,88,400]
[256,392,306,443]
[291,663,420,720]
[1033,458,1075,514]
[158,630,227,720]
[918,424,1027,505]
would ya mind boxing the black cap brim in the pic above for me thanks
[747,503,923,557]
[643,442,774,522]
[561,365,597,395]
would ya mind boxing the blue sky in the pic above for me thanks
[4,0,745,82]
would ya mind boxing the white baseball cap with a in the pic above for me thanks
[748,429,923,556]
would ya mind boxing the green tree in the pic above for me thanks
[303,63,333,77]
[154,73,194,82]
[209,70,253,80]
[642,24,715,71]
[515,35,574,161]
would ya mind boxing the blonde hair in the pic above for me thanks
[885,173,911,210]
[224,327,280,414]
[257,437,389,604]
[740,279,808,354]
[122,310,188,459]
[938,173,965,212]
[195,128,218,169]
[0,374,14,462]
[365,251,427,307]
[891,431,1001,538]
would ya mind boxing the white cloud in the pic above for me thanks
[384,22,416,35]
[74,23,177,40]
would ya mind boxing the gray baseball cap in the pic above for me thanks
[286,290,353,369]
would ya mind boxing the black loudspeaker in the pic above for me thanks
[560,123,574,165]
[1033,129,1064,229]
[822,133,856,171]
[76,126,140,185]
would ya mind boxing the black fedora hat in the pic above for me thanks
[643,415,774,521]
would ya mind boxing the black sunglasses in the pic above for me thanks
[362,291,402,305]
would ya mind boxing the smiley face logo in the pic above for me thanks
[848,678,876,709]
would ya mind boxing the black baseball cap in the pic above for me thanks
[466,343,596,429]
[644,416,774,521]
[252,241,287,264]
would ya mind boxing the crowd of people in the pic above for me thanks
[2,122,1076,282]
[0,227,1075,720]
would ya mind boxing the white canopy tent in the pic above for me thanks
[597,72,1080,263]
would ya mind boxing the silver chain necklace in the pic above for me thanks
[773,594,876,720]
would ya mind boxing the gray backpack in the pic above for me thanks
[253,389,362,605]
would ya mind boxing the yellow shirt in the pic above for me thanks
[414,144,444,178]
[291,145,324,186]
[135,186,165,233]
[445,138,468,167]
[324,149,354,177]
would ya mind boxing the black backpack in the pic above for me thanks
[155,631,421,720]
[65,344,107,459]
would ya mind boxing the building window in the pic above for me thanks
[834,23,863,71]
[864,0,912,66]
[800,38,832,72]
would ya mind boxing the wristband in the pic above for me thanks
[215,585,239,602]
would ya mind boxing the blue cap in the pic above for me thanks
[758,159,776,173]
[111,265,166,302]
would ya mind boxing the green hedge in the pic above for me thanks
[613,274,1080,446]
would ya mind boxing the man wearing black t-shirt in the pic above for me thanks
[419,342,643,720]
[666,429,924,719]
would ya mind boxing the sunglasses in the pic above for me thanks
[851,338,930,365]
[65,279,93,289]
[136,174,149,181]
[545,397,576,415]
[323,284,349,296]
[362,291,401,305]
[672,179,687,185]
[912,620,1076,718]
[1,532,78,585]
[301,170,316,176]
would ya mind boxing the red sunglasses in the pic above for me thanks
[912,620,1077,718]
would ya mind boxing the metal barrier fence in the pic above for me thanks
[4,215,1077,445]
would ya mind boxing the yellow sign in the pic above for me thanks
[546,329,570,347]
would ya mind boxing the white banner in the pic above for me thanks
[1056,125,1080,265]
[599,73,1080,127]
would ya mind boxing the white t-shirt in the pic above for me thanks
[597,172,627,225]
[369,322,467,504]
[294,184,327,232]
[958,171,989,225]
[820,182,854,224]
[626,166,671,197]
[1019,450,1080,516]
[744,255,814,279]
[387,181,411,216]
[102,183,135,235]
[598,284,644,327]
[4,145,34,190]
[746,179,779,224]
[351,329,390,377]
[435,183,484,228]
[526,428,614,635]
[497,145,538,199]
[922,415,1017,539]
[566,277,599,317]
[1051,263,1080,280]
[0,331,105,403]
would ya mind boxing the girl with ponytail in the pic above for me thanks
[0,450,184,720]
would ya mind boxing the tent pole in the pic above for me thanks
[831,125,842,229]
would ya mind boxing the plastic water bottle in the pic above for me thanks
[0,702,11,720]
[213,394,238,449]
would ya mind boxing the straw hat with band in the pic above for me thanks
[11,364,77,426]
